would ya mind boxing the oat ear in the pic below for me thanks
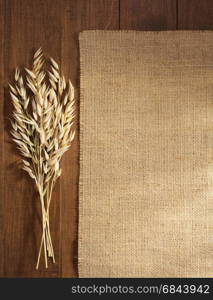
[9,48,75,270]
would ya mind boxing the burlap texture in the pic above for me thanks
[79,30,213,277]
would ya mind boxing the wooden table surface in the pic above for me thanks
[1,0,213,277]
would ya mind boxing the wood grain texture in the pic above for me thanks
[1,0,119,278]
[120,0,177,30]
[178,0,213,29]
[3,0,62,278]
[0,0,4,277]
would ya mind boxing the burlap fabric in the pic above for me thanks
[79,30,213,277]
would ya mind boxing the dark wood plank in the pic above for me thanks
[178,0,213,29]
[3,0,62,277]
[60,0,119,277]
[2,0,119,277]
[0,0,4,277]
[120,0,177,30]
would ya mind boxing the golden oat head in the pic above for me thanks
[9,48,76,269]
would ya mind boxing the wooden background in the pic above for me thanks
[1,0,213,278]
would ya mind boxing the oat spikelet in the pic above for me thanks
[9,48,75,269]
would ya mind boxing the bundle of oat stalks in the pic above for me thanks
[9,48,75,269]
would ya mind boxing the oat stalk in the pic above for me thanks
[9,48,75,269]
